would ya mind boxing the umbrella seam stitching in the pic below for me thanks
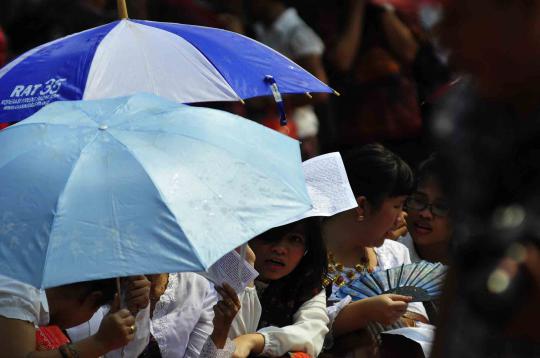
[99,130,207,268]
[107,125,309,218]
[132,20,242,101]
[41,131,101,288]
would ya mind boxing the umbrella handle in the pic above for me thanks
[117,0,129,19]
[116,277,124,309]
[264,75,287,126]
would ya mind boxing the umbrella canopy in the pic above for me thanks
[0,93,312,288]
[0,19,334,123]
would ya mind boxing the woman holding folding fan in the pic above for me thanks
[321,143,428,357]
[398,153,452,266]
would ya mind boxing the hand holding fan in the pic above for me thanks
[336,261,447,302]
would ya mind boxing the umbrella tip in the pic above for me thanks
[333,90,341,96]
[305,92,313,99]
[117,0,129,19]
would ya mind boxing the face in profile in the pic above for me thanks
[46,288,105,329]
[362,195,408,247]
[406,178,452,246]
[250,222,307,282]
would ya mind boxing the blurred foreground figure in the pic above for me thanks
[431,0,540,357]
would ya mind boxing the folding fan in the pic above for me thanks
[336,261,447,302]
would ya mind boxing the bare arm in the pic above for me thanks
[0,308,135,358]
[0,316,108,358]
[381,10,419,65]
[327,0,366,72]
[232,333,265,358]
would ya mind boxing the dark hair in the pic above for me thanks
[416,153,444,188]
[59,278,117,308]
[342,143,414,209]
[256,217,328,329]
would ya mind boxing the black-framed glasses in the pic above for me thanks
[405,195,450,217]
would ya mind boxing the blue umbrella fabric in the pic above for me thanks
[0,19,334,123]
[0,93,312,288]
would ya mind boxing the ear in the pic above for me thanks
[355,196,368,221]
[83,291,104,309]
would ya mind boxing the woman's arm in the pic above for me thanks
[327,0,367,72]
[183,279,221,358]
[0,309,135,358]
[256,289,330,357]
[380,9,419,64]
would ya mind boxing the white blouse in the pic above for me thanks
[151,272,218,358]
[257,288,329,357]
[0,274,49,326]
[69,272,218,358]
[228,286,261,339]
[397,233,422,263]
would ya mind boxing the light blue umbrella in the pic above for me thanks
[0,93,312,288]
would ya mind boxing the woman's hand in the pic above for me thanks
[365,294,412,326]
[94,295,136,351]
[124,275,151,315]
[232,333,265,358]
[210,283,241,348]
[387,211,408,240]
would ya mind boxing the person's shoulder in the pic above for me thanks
[376,240,411,268]
[175,272,211,290]
[0,274,41,299]
[397,233,414,248]
[0,274,44,325]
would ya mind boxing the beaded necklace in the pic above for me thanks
[323,249,374,288]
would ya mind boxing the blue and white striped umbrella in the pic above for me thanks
[0,19,334,123]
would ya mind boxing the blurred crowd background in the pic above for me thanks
[0,0,453,164]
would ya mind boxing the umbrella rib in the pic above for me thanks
[129,23,159,96]
[133,20,243,102]
[135,20,334,97]
[40,131,101,287]
[98,131,208,268]
[108,126,309,210]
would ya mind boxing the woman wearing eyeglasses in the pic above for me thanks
[399,154,452,265]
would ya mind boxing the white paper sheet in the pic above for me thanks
[283,152,357,225]
[200,249,259,294]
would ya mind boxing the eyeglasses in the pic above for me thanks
[406,195,450,217]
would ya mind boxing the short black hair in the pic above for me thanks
[60,278,117,308]
[416,153,443,186]
[342,143,414,208]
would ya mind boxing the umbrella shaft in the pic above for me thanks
[117,0,128,19]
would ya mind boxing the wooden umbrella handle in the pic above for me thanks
[117,0,129,19]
